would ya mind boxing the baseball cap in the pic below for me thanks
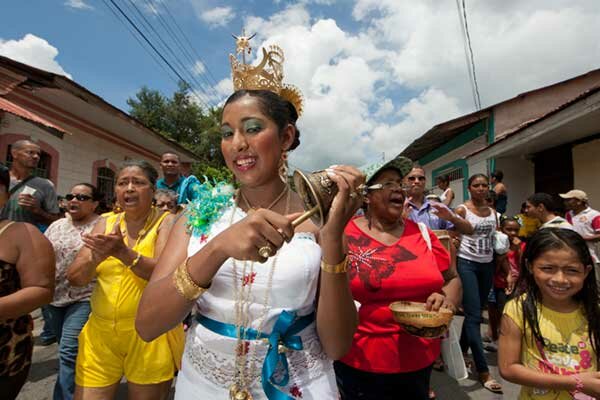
[559,189,588,201]
[361,155,413,184]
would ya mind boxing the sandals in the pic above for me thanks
[480,375,503,394]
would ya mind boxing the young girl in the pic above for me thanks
[499,228,600,399]
[487,217,524,346]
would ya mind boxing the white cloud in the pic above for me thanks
[353,0,600,108]
[211,1,600,170]
[198,6,235,28]
[64,0,93,10]
[0,34,72,79]
[192,60,206,75]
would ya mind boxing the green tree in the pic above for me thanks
[127,81,227,181]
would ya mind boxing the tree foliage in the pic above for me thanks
[127,81,229,181]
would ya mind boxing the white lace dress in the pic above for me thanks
[175,206,338,400]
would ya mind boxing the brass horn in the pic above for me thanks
[291,170,339,228]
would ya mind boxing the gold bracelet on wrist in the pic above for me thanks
[321,255,348,274]
[173,258,210,301]
[128,252,142,269]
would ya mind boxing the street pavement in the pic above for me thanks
[17,312,520,399]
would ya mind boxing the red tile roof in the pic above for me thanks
[0,97,67,134]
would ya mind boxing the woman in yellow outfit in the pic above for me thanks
[68,160,182,400]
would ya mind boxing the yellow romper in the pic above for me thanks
[75,210,184,387]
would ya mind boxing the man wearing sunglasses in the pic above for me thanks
[404,167,473,234]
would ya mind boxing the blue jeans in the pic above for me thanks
[40,306,57,342]
[45,302,91,400]
[457,257,494,374]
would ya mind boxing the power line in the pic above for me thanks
[121,0,216,109]
[458,0,482,110]
[157,0,222,89]
[101,0,179,86]
[141,0,222,101]
[455,0,477,110]
[123,0,217,109]
[104,0,213,110]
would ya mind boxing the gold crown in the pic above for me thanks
[230,32,304,117]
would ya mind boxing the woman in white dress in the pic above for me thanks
[136,84,364,399]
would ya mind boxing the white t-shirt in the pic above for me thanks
[566,207,600,262]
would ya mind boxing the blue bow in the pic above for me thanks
[196,310,315,400]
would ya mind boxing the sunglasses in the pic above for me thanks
[66,194,93,201]
[367,182,409,192]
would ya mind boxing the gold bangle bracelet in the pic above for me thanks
[128,252,142,269]
[173,258,210,301]
[321,256,348,274]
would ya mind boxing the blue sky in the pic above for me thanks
[2,1,599,169]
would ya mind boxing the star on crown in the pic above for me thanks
[229,31,304,116]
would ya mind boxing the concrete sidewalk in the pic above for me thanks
[17,312,520,399]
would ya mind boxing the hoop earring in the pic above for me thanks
[278,151,289,184]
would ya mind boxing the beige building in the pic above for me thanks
[0,55,198,205]
[401,69,600,215]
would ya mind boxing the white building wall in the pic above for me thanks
[422,135,487,206]
[573,138,600,208]
[493,156,535,216]
[1,115,161,195]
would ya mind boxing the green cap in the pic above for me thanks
[361,155,413,184]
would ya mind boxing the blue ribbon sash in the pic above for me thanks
[196,310,315,400]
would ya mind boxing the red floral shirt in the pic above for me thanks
[340,218,450,373]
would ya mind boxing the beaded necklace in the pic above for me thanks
[118,206,160,249]
[229,187,291,400]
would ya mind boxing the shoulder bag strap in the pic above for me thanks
[0,221,15,237]
[417,222,432,251]
[8,175,35,196]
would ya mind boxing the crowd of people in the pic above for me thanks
[2,41,600,400]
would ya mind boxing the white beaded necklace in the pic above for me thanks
[229,187,291,400]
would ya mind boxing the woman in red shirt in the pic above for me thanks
[335,157,461,400]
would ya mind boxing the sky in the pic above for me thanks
[1,0,599,170]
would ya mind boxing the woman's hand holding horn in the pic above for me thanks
[321,165,366,237]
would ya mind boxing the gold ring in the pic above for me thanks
[258,245,274,259]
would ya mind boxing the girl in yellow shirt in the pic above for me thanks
[499,228,600,399]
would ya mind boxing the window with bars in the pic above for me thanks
[96,167,115,204]
[5,144,52,179]
[444,168,464,182]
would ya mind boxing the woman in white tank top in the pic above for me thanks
[436,175,454,208]
[454,174,502,394]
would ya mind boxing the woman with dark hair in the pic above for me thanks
[436,175,454,208]
[0,163,55,399]
[491,170,508,215]
[44,183,101,400]
[455,173,503,393]
[499,228,600,398]
[136,59,364,398]
[68,160,181,400]
[525,193,573,230]
[334,157,460,400]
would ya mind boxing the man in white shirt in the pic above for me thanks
[561,189,600,263]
